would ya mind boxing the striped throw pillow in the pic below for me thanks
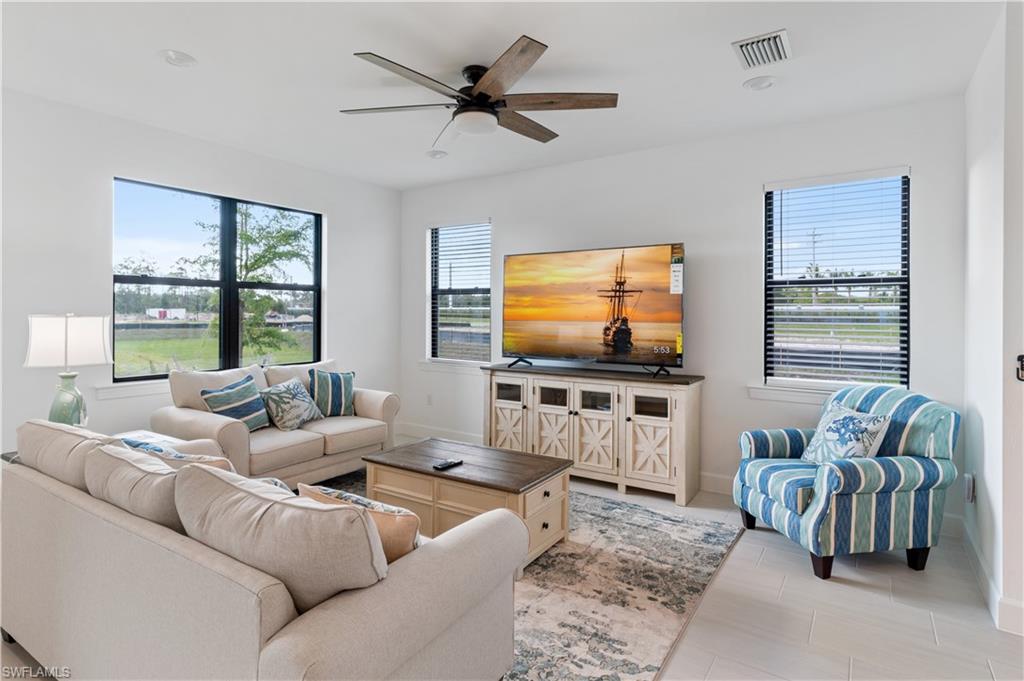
[308,369,354,417]
[201,375,270,432]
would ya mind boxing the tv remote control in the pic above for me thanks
[432,458,463,470]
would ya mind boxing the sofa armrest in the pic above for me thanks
[820,455,957,495]
[739,428,816,459]
[352,388,401,448]
[170,438,224,457]
[150,406,251,475]
[258,508,528,680]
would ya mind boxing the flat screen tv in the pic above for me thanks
[503,243,684,367]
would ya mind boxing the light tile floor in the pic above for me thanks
[572,478,1024,681]
[3,477,1021,680]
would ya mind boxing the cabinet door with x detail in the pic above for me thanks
[624,387,674,484]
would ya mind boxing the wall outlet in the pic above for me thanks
[964,473,976,503]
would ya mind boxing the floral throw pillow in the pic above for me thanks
[260,378,323,431]
[801,404,890,464]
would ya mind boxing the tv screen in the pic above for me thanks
[503,243,684,366]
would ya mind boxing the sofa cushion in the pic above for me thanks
[298,483,419,563]
[201,375,271,432]
[264,360,338,390]
[299,416,386,455]
[174,465,388,612]
[15,419,120,491]
[739,458,818,515]
[309,369,355,417]
[248,427,324,475]
[260,378,323,431]
[120,438,235,472]
[85,445,184,532]
[169,365,268,411]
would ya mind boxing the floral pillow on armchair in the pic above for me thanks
[801,404,890,464]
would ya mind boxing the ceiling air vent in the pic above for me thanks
[732,29,791,69]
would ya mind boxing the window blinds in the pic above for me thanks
[430,223,492,362]
[764,175,909,385]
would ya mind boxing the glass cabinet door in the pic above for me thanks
[571,383,617,474]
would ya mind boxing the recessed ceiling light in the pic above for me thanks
[742,75,776,91]
[159,49,198,68]
[425,149,448,160]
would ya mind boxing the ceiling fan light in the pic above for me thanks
[453,109,498,135]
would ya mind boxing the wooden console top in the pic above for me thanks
[480,362,705,386]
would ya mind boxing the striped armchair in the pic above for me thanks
[733,385,961,579]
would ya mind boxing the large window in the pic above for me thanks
[764,171,909,386]
[429,223,491,362]
[113,179,321,380]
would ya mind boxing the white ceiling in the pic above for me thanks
[2,2,1001,190]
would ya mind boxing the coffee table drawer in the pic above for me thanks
[437,479,508,514]
[524,474,567,517]
[525,498,564,553]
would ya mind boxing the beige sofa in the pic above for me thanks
[2,421,528,680]
[151,360,399,487]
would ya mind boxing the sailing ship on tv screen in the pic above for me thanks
[502,243,684,366]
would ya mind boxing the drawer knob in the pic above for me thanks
[543,490,551,498]
[541,522,549,530]
[625,416,632,422]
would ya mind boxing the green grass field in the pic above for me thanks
[114,329,313,378]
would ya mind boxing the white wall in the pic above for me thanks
[398,97,967,521]
[964,5,1007,622]
[963,1,1024,635]
[1,90,402,450]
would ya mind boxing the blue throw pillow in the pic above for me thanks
[308,369,355,417]
[200,374,270,432]
[802,404,890,464]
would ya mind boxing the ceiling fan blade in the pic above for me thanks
[472,35,547,101]
[497,110,558,143]
[354,52,463,100]
[340,103,456,115]
[502,93,619,111]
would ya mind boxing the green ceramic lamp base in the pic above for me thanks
[48,371,87,427]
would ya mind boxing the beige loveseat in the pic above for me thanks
[2,421,528,680]
[151,360,399,487]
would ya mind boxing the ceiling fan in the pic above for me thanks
[340,35,618,144]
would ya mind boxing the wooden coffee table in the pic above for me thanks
[363,438,572,565]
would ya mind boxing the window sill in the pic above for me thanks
[417,358,489,376]
[747,382,833,406]
[95,380,170,401]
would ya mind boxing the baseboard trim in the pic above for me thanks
[997,597,1024,636]
[396,421,482,444]
[964,525,1006,631]
[701,472,734,496]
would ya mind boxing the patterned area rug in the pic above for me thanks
[319,470,742,681]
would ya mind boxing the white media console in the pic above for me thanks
[481,363,704,506]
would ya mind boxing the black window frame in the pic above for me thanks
[429,223,492,362]
[763,174,910,387]
[112,178,322,383]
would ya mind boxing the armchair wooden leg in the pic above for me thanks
[740,510,756,529]
[906,547,930,571]
[810,553,834,580]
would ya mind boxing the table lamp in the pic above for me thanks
[24,314,112,426]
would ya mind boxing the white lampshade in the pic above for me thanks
[24,314,113,369]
